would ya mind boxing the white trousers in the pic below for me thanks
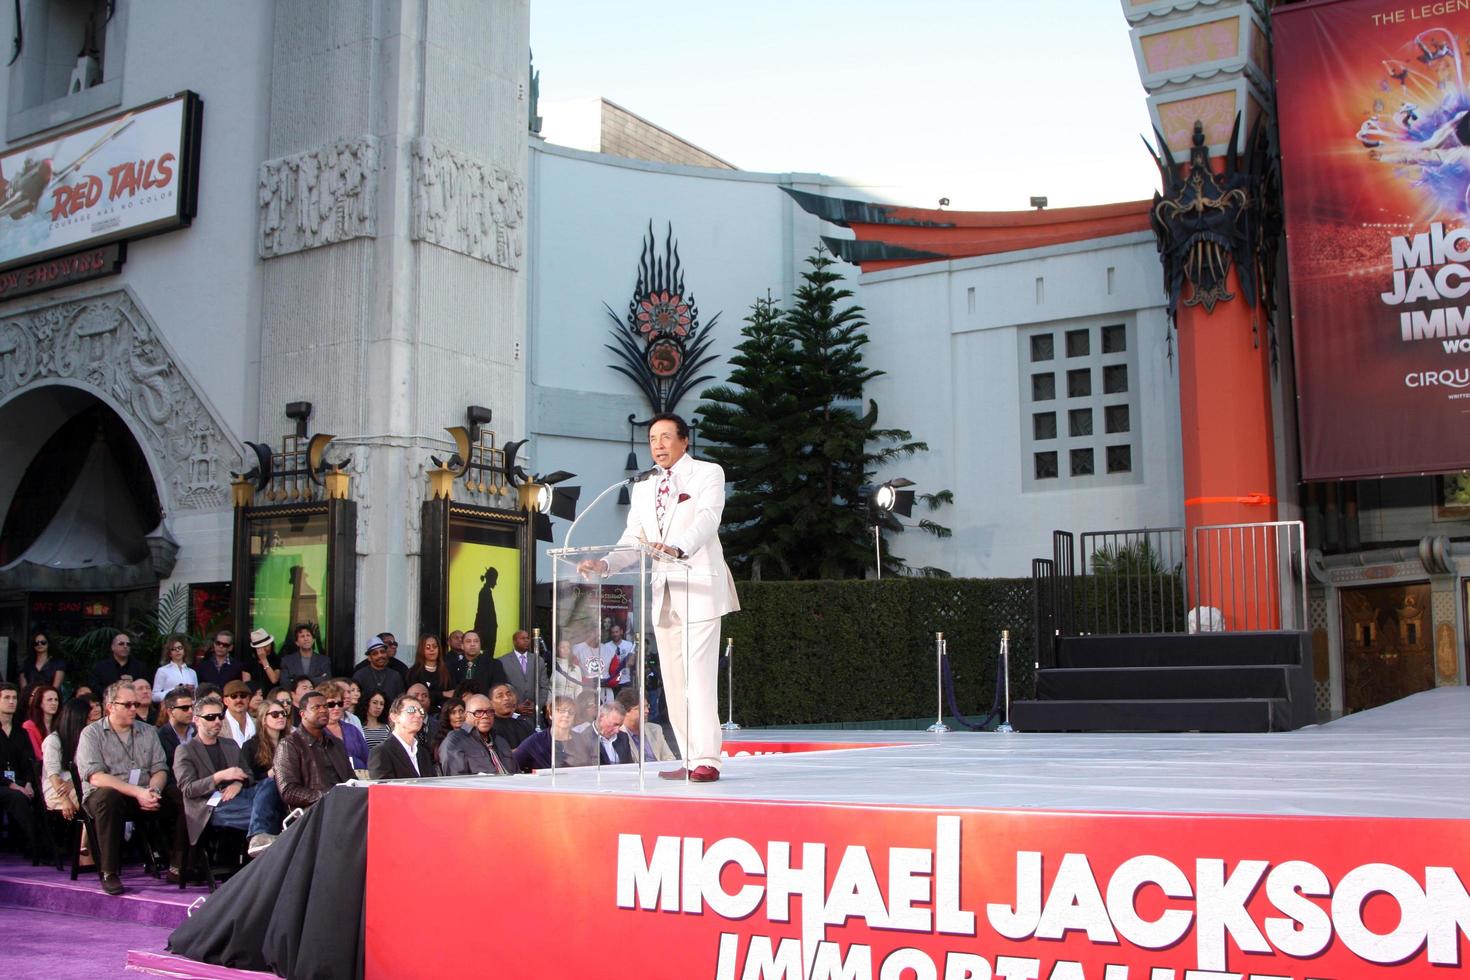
[655,593,723,771]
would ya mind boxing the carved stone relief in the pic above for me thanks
[258,137,380,258]
[410,138,524,270]
[0,290,238,511]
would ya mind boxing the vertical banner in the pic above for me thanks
[246,511,329,651]
[446,515,522,657]
[366,787,1470,979]
[1276,0,1470,479]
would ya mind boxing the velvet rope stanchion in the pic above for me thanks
[926,632,950,733]
[996,629,1015,733]
[719,638,740,731]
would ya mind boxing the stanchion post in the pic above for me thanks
[720,637,740,731]
[926,631,950,733]
[996,628,1015,733]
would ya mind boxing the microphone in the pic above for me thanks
[630,466,660,483]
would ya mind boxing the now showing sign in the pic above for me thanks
[0,91,200,272]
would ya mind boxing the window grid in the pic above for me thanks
[1018,321,1139,490]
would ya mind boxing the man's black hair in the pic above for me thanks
[648,412,689,440]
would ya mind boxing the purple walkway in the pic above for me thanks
[0,906,172,978]
[0,854,270,979]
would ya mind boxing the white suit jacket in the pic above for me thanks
[613,454,740,622]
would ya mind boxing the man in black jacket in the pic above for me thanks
[90,633,149,693]
[439,694,511,776]
[0,682,35,857]
[367,694,436,780]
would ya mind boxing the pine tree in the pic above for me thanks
[701,247,952,579]
[698,294,800,579]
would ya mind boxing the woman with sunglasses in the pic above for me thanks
[151,636,198,706]
[236,699,291,857]
[241,699,291,783]
[315,680,369,773]
[20,631,66,695]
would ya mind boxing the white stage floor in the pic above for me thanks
[415,686,1470,820]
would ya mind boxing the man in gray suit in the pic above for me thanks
[172,694,260,860]
[498,630,548,712]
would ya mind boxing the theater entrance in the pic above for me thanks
[1339,581,1435,713]
[0,387,168,680]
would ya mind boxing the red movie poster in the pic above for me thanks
[1276,0,1470,479]
[365,785,1470,979]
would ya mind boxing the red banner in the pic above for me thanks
[365,786,1470,979]
[1276,0,1470,480]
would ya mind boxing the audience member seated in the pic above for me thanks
[20,631,67,693]
[131,678,160,727]
[76,681,174,895]
[195,632,247,690]
[488,682,533,751]
[152,636,199,706]
[366,694,437,779]
[0,682,36,857]
[452,629,504,696]
[406,634,452,711]
[431,699,464,761]
[246,629,281,692]
[353,633,411,680]
[279,624,331,689]
[615,688,675,762]
[222,681,256,747]
[589,702,632,765]
[512,695,594,772]
[273,691,354,815]
[156,686,196,774]
[42,696,94,866]
[23,683,59,763]
[317,680,369,773]
[353,638,406,706]
[358,690,390,751]
[239,697,291,856]
[337,679,364,734]
[89,633,148,694]
[406,684,435,743]
[173,694,276,870]
[438,694,511,775]
[289,676,315,707]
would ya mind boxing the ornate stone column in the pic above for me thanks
[256,1,530,645]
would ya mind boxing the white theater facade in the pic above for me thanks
[0,1,1463,723]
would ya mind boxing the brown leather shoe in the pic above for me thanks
[657,767,688,780]
[688,765,720,783]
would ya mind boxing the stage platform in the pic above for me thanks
[455,685,1470,819]
[160,687,1470,980]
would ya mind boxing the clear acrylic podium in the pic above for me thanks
[546,543,690,786]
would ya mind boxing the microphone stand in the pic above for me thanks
[531,627,545,731]
[562,468,656,550]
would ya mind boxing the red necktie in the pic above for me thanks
[655,470,671,531]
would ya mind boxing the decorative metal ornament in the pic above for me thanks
[604,221,720,414]
[1146,115,1281,366]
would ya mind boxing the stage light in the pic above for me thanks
[868,478,917,579]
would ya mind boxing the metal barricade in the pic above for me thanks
[1190,520,1308,632]
[1076,527,1187,636]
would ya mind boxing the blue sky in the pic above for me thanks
[531,0,1160,210]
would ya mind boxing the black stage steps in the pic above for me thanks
[1011,631,1316,733]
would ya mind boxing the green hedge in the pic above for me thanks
[719,577,1034,728]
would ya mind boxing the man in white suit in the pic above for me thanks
[579,413,739,782]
